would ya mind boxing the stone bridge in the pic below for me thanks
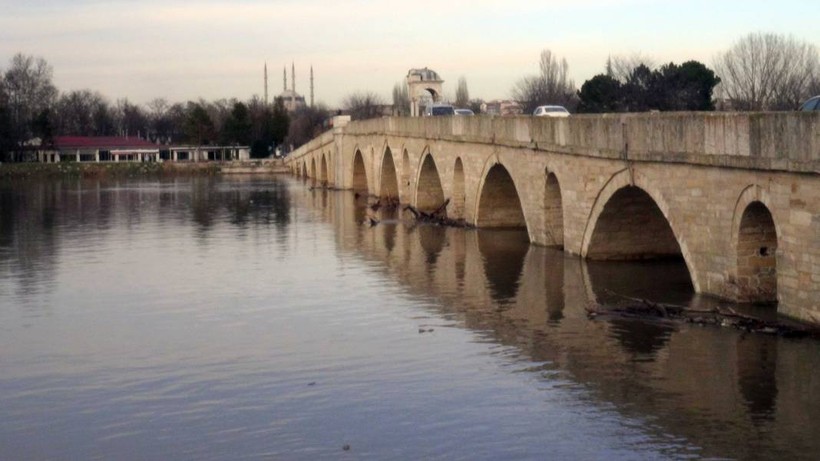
[285,112,820,324]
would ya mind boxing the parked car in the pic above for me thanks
[424,104,455,116]
[533,105,570,117]
[799,95,820,111]
[454,108,475,116]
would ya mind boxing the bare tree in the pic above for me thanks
[55,89,111,136]
[512,49,577,113]
[713,32,819,110]
[114,98,149,138]
[606,52,656,82]
[286,103,330,148]
[343,91,385,120]
[455,77,469,108]
[392,82,410,116]
[2,53,58,150]
[146,98,174,141]
[809,77,820,97]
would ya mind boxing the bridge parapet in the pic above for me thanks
[304,112,819,173]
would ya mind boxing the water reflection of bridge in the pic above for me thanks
[298,183,820,460]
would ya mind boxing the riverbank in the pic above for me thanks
[0,159,289,179]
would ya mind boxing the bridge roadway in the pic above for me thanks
[285,112,820,324]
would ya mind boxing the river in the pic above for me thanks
[1,175,818,460]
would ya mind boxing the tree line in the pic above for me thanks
[387,32,819,122]
[3,31,817,160]
[0,53,296,162]
[514,32,818,114]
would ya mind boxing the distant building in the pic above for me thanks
[406,67,444,117]
[481,100,523,116]
[38,136,249,163]
[278,62,312,113]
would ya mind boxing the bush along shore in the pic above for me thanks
[0,161,287,179]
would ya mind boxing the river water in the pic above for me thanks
[1,175,818,460]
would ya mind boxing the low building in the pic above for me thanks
[38,137,249,163]
[40,136,161,163]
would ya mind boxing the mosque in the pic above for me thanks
[265,62,312,112]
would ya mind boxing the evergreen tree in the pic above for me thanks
[184,103,214,145]
[577,75,622,113]
[221,101,252,145]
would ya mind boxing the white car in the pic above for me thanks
[454,108,475,116]
[533,105,570,117]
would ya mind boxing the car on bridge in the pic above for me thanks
[454,108,475,116]
[424,104,456,116]
[533,105,570,117]
[799,95,820,111]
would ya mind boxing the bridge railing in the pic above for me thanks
[290,112,819,172]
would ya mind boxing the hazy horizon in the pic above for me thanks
[1,0,816,107]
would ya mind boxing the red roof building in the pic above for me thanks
[38,136,251,163]
[52,136,159,150]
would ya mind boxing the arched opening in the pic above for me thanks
[310,158,317,179]
[476,164,526,228]
[352,149,368,194]
[544,171,564,248]
[736,202,777,302]
[301,162,307,178]
[416,153,445,214]
[451,158,466,221]
[320,154,328,184]
[587,186,681,261]
[380,147,399,199]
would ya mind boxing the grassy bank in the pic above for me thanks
[0,162,229,179]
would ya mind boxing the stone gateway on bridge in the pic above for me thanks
[286,112,820,325]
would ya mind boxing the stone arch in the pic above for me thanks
[586,186,681,260]
[451,157,466,220]
[352,149,368,193]
[301,161,307,177]
[581,169,698,289]
[320,153,328,184]
[475,160,526,229]
[415,150,446,213]
[731,185,779,303]
[380,146,399,199]
[544,169,564,248]
[310,157,317,179]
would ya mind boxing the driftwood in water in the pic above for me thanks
[403,199,470,228]
[586,292,819,339]
[369,197,400,212]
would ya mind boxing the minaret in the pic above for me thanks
[283,66,286,92]
[310,65,314,107]
[264,62,268,105]
[291,61,295,93]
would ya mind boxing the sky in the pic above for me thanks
[1,0,817,107]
